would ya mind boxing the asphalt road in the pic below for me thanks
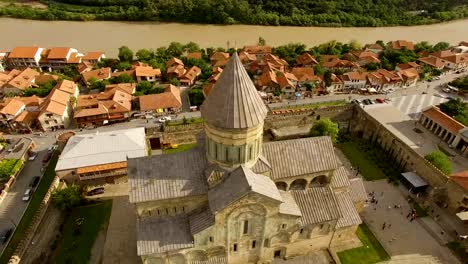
[0,135,56,253]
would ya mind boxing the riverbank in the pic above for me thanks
[1,17,468,57]
[1,0,468,28]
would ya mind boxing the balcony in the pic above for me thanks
[78,168,127,180]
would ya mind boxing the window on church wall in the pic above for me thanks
[233,243,238,252]
[209,236,213,242]
[243,220,249,234]
[227,146,239,164]
[216,144,225,161]
[239,145,246,163]
[252,240,256,249]
[264,238,269,247]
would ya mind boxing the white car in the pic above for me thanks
[28,152,38,161]
[158,116,172,123]
[145,115,155,119]
[22,188,33,201]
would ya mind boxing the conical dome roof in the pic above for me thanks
[201,53,268,129]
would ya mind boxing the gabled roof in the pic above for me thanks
[291,67,315,81]
[8,46,40,59]
[166,57,184,67]
[201,53,268,129]
[82,67,111,82]
[208,166,282,213]
[342,71,368,81]
[238,51,256,62]
[262,137,339,180]
[181,66,201,82]
[296,53,318,66]
[0,99,25,116]
[422,106,465,134]
[418,57,447,68]
[243,45,272,54]
[450,171,468,191]
[47,47,71,59]
[135,66,161,77]
[389,40,414,50]
[210,52,230,62]
[138,84,182,111]
[187,52,202,60]
[56,79,77,95]
[82,51,104,61]
[6,68,39,90]
[291,187,341,225]
[105,83,136,95]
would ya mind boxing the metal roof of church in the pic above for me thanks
[201,53,268,129]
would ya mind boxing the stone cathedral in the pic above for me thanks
[128,53,366,264]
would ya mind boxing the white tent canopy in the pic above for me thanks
[456,211,468,221]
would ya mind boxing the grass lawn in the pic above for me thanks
[166,117,204,126]
[163,143,197,154]
[338,141,387,181]
[338,224,390,264]
[55,201,113,264]
[0,159,22,180]
[0,153,58,264]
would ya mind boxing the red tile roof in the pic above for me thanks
[8,46,40,59]
[47,47,71,59]
[450,171,468,191]
[139,84,182,111]
[422,106,465,134]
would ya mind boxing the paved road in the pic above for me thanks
[269,71,468,109]
[0,136,55,253]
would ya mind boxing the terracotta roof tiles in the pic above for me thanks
[422,106,465,134]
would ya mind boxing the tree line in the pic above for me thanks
[1,0,468,27]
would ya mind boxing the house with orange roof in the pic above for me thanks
[166,57,184,68]
[2,68,40,95]
[341,72,368,90]
[104,83,136,95]
[82,67,112,86]
[419,106,467,157]
[77,61,94,74]
[0,71,15,89]
[418,57,447,70]
[242,45,272,60]
[447,171,468,214]
[398,68,419,87]
[42,47,82,71]
[295,53,318,68]
[210,52,230,67]
[291,67,316,83]
[388,40,415,51]
[180,66,201,86]
[55,79,80,98]
[135,65,162,83]
[276,72,298,98]
[323,59,360,71]
[38,87,73,131]
[74,86,133,128]
[6,46,44,70]
[256,70,279,93]
[346,51,381,66]
[10,111,40,133]
[395,62,421,72]
[138,84,182,113]
[262,54,288,72]
[166,58,186,79]
[238,51,256,67]
[0,99,26,123]
[367,69,403,92]
[320,55,339,63]
[187,52,202,60]
[82,51,106,65]
[324,73,344,94]
[364,43,384,54]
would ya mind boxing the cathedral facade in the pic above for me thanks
[128,53,366,264]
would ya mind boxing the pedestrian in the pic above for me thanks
[382,222,386,230]
[406,212,411,218]
[375,200,378,205]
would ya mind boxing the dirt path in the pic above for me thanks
[21,205,63,264]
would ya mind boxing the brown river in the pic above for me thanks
[1,17,468,57]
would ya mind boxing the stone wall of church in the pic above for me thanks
[350,106,450,198]
[135,194,208,217]
[264,104,354,131]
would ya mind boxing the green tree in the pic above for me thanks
[51,185,84,211]
[439,98,467,117]
[433,42,450,52]
[111,73,135,84]
[425,151,452,175]
[118,45,133,62]
[115,61,132,71]
[310,118,339,143]
[258,36,266,46]
[323,70,332,87]
[136,48,153,62]
[167,42,184,57]
[169,78,181,86]
[184,42,201,53]
[188,88,205,106]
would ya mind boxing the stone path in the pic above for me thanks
[102,196,140,264]
[363,180,460,264]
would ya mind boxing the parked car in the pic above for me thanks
[158,116,172,123]
[28,151,38,161]
[87,187,105,196]
[30,176,40,188]
[22,188,33,201]
[145,115,155,119]
[42,152,52,164]
[375,98,385,104]
[1,228,13,244]
[47,145,57,153]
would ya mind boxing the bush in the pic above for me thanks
[310,118,339,143]
[424,150,452,175]
[0,159,22,179]
[51,185,85,211]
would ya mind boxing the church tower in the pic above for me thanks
[201,53,268,171]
